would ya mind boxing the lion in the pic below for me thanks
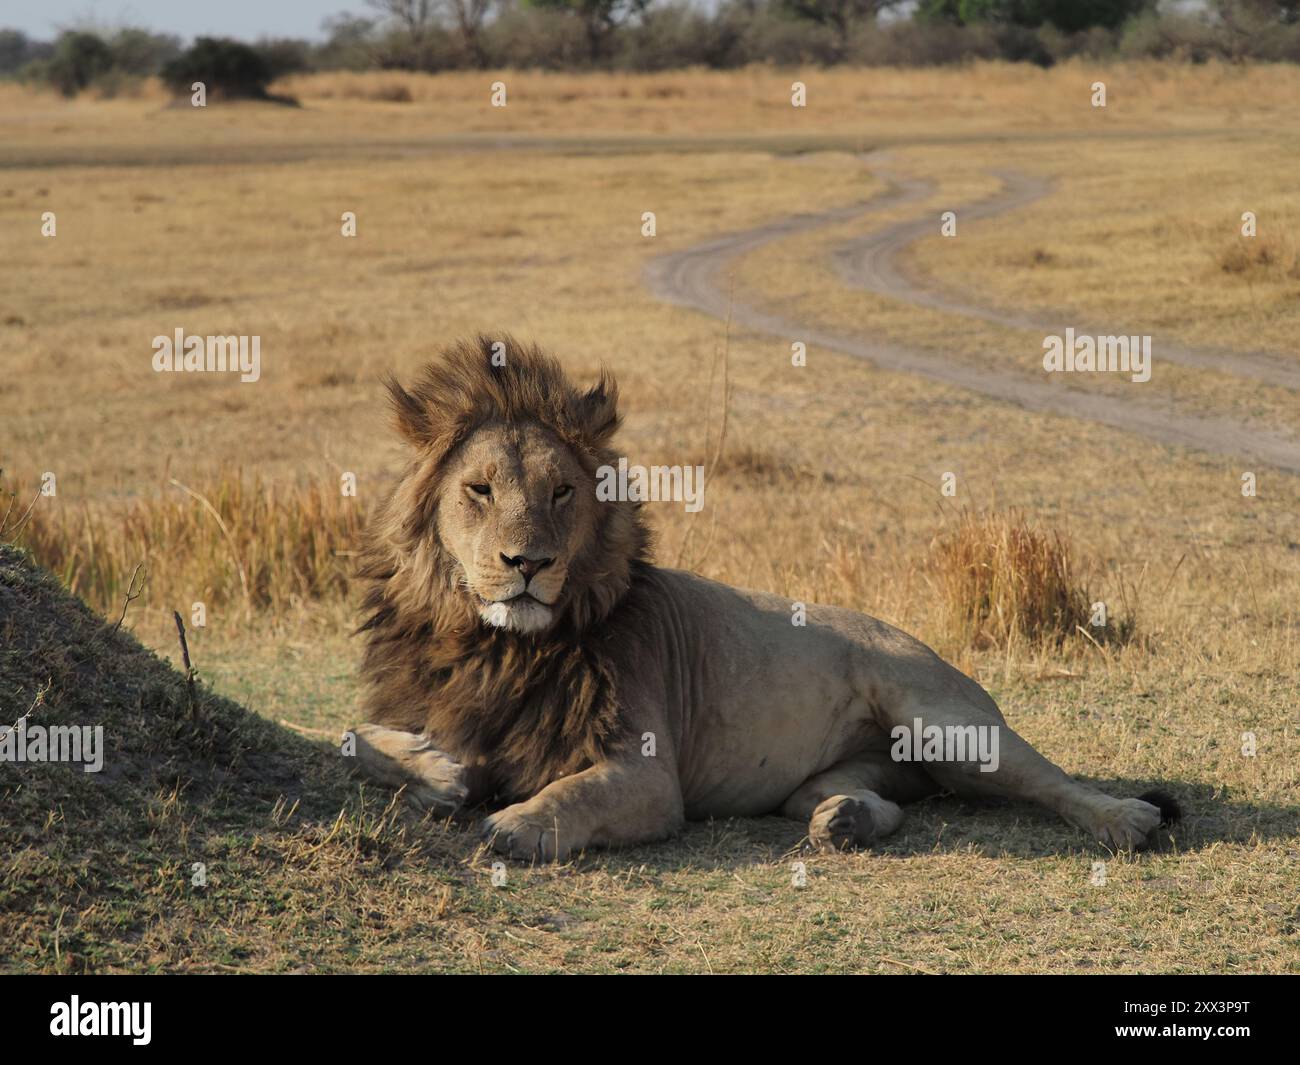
[350,335,1178,861]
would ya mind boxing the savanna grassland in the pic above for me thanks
[0,61,1297,974]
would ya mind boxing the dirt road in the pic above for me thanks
[644,159,1300,473]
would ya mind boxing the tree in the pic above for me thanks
[47,31,113,96]
[780,0,903,41]
[318,14,380,69]
[366,0,492,67]
[106,28,182,75]
[160,37,274,99]
[918,0,1151,32]
[524,0,651,61]
[253,37,315,79]
[1219,0,1300,23]
[0,30,35,75]
[444,0,495,66]
[366,0,439,54]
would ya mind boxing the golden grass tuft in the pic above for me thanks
[1217,232,1300,280]
[927,509,1133,652]
[5,469,369,619]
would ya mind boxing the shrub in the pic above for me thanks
[252,37,316,80]
[160,37,275,100]
[927,510,1132,650]
[0,29,48,75]
[734,7,846,65]
[482,7,592,68]
[105,27,182,75]
[46,32,113,97]
[615,3,740,70]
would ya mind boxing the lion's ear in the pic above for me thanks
[384,373,432,447]
[576,371,621,446]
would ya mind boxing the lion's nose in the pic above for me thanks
[501,554,553,582]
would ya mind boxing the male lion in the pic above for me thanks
[351,336,1177,861]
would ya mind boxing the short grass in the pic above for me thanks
[3,547,1295,974]
[1,64,1297,973]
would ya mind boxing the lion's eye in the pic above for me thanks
[553,484,573,502]
[468,483,491,497]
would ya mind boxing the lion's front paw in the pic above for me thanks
[1093,797,1162,851]
[481,805,569,862]
[351,724,468,814]
[404,748,469,814]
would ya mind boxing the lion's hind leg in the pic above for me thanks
[349,723,470,814]
[892,693,1169,851]
[781,753,934,852]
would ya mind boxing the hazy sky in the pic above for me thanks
[2,0,1203,44]
[3,0,358,41]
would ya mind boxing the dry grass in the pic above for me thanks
[1218,231,1300,280]
[1,63,1297,974]
[6,466,1134,665]
[4,543,1297,975]
[5,61,1300,172]
[4,469,366,620]
[274,62,1300,135]
[928,509,1102,651]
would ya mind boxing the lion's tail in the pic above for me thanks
[1137,789,1182,825]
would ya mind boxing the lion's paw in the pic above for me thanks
[351,724,468,814]
[1092,797,1162,851]
[809,795,877,852]
[405,749,469,814]
[481,805,567,863]
[808,791,905,852]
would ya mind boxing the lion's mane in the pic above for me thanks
[355,336,653,799]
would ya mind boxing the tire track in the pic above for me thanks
[832,169,1300,392]
[644,163,1300,474]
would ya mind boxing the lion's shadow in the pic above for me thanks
[575,778,1300,871]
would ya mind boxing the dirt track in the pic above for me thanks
[644,158,1300,474]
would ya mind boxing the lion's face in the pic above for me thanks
[370,337,647,645]
[436,420,597,635]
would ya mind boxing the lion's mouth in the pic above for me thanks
[477,591,556,635]
[480,591,550,607]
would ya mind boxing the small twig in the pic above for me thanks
[1158,552,1186,601]
[173,610,198,718]
[109,562,147,634]
[173,610,193,673]
[1075,624,1109,658]
[705,280,733,475]
[3,487,42,541]
[0,469,17,534]
[0,680,50,741]
[677,297,733,570]
[0,464,42,540]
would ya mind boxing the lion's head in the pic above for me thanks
[362,335,649,641]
